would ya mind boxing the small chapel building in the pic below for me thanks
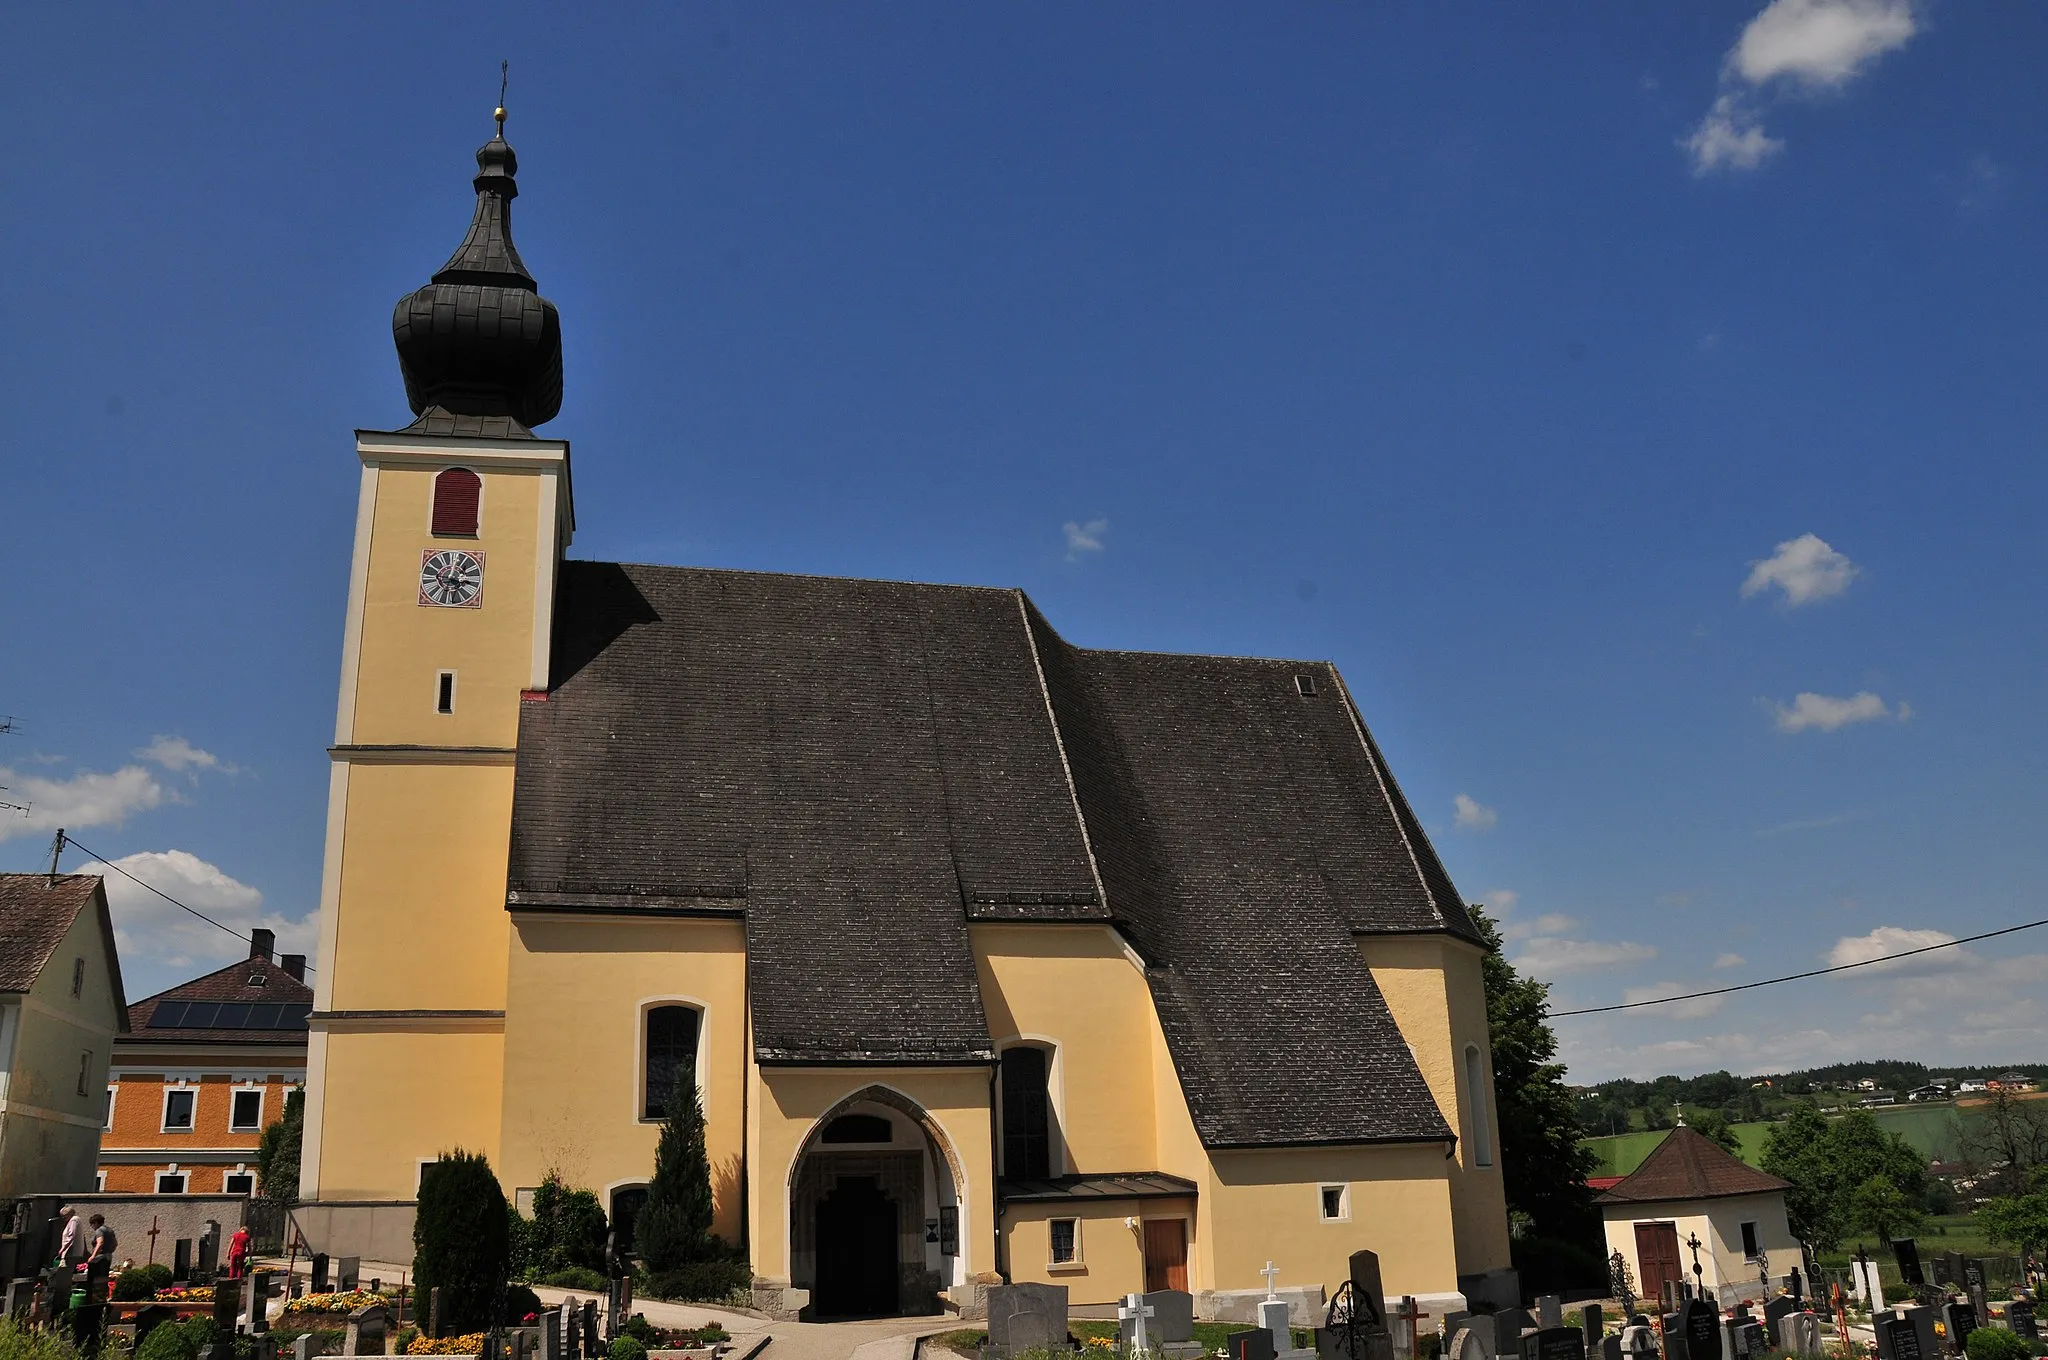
[1598,1125,1796,1307]
[301,118,1513,1319]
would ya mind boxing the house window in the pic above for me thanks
[1465,1045,1494,1167]
[643,1005,700,1121]
[72,957,85,998]
[1000,1045,1052,1179]
[1741,1221,1760,1261]
[230,1088,265,1132]
[77,1050,92,1096]
[95,1171,107,1191]
[105,1085,118,1131]
[431,468,482,536]
[1049,1218,1079,1266]
[224,1171,255,1195]
[436,670,457,714]
[163,1087,196,1132]
[157,1170,189,1194]
[1320,1184,1350,1221]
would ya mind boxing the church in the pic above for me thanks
[300,115,1513,1321]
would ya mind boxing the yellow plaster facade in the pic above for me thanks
[304,428,1513,1315]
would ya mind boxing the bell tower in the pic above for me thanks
[300,107,574,1198]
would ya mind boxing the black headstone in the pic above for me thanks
[1581,1306,1604,1347]
[1877,1315,1923,1360]
[1891,1241,1924,1287]
[310,1254,328,1294]
[213,1281,241,1332]
[1348,1250,1389,1332]
[1762,1297,1796,1334]
[173,1239,193,1282]
[1534,1325,1587,1360]
[1940,1301,1977,1353]
[1930,1258,1951,1288]
[1229,1329,1279,1360]
[1682,1299,1722,1360]
[1943,1254,1966,1288]
[2006,1300,2037,1341]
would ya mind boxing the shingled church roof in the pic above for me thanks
[1596,1125,1792,1204]
[507,561,1482,1149]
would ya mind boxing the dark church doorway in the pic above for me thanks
[814,1177,899,1317]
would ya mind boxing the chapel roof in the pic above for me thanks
[1595,1125,1792,1205]
[507,560,1482,1149]
[0,875,126,1020]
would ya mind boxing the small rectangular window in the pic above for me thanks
[72,957,86,998]
[163,1087,196,1131]
[436,670,456,714]
[1741,1221,1759,1261]
[156,1172,188,1194]
[105,1085,118,1131]
[76,1050,90,1096]
[1320,1184,1349,1221]
[1295,674,1318,697]
[230,1088,264,1132]
[224,1172,255,1195]
[1049,1218,1078,1265]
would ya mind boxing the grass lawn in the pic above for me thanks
[1579,1095,2045,1174]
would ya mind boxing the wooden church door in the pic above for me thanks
[1143,1219,1188,1293]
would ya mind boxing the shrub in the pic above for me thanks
[536,1267,606,1291]
[0,1319,87,1360]
[1883,1283,1918,1305]
[622,1315,658,1346]
[135,1319,253,1360]
[413,1150,512,1336]
[257,1088,305,1204]
[608,1340,647,1360]
[521,1175,609,1278]
[114,1265,175,1302]
[1965,1330,2030,1360]
[641,1260,752,1303]
[637,1076,714,1270]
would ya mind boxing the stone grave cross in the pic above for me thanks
[1121,1293,1155,1353]
[1263,1263,1283,1299]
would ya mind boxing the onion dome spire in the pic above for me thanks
[392,90,563,435]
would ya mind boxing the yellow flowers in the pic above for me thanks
[407,1332,487,1355]
[286,1290,391,1315]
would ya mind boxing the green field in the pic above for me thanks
[1581,1102,1972,1176]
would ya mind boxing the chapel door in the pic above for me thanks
[1635,1221,1683,1307]
[1143,1219,1188,1293]
[815,1178,900,1316]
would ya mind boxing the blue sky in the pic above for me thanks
[3,3,2043,1081]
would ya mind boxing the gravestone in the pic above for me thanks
[1729,1319,1766,1360]
[1761,1297,1796,1336]
[1145,1290,1200,1358]
[1447,1327,1489,1360]
[1892,1241,1924,1288]
[1231,1329,1280,1360]
[310,1254,329,1294]
[1493,1309,1535,1356]
[986,1282,1068,1359]
[1531,1325,1586,1360]
[1267,1298,1295,1359]
[1940,1300,1977,1353]
[246,1270,274,1334]
[1897,1304,1937,1360]
[1617,1316,1656,1360]
[174,1240,194,1283]
[1777,1312,1822,1357]
[198,1223,220,1278]
[293,1336,313,1360]
[2005,1299,2037,1341]
[337,1257,360,1293]
[213,1280,242,1333]
[1961,1262,1988,1326]
[538,1309,562,1360]
[1876,1314,1924,1360]
[1662,1282,1685,1316]
[581,1300,600,1358]
[1538,1299,1564,1330]
[1931,1259,1952,1289]
[1682,1297,1722,1360]
[1944,1254,1966,1289]
[1580,1306,1604,1350]
[1784,1270,1804,1304]
[345,1303,393,1357]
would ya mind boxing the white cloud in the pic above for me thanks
[0,764,166,842]
[1741,533,1859,606]
[1686,95,1784,174]
[1826,925,1974,975]
[1621,980,1729,1020]
[1482,889,1520,914]
[80,850,315,991]
[1769,690,1905,733]
[1514,936,1658,978]
[1063,518,1108,561]
[1453,793,1498,832]
[135,736,234,774]
[1685,0,1918,174]
[1499,911,1585,944]
[1714,952,1747,969]
[1731,0,1917,86]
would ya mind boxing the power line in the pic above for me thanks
[54,830,315,976]
[1549,917,2048,1018]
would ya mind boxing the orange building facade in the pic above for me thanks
[100,932,309,1195]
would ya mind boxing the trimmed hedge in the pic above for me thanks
[114,1264,175,1301]
[641,1259,751,1303]
[1964,1329,2030,1360]
[414,1150,512,1336]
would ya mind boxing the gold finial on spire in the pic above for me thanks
[494,59,508,131]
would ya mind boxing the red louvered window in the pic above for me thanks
[431,468,481,536]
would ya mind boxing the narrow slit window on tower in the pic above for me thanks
[437,671,456,715]
[431,467,482,537]
[1295,674,1318,697]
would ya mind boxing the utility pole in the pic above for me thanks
[48,828,66,883]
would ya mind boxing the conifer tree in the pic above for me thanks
[414,1150,512,1333]
[256,1088,305,1203]
[636,1075,714,1270]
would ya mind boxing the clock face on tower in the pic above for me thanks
[419,548,485,608]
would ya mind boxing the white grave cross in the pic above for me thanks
[1261,1261,1283,1301]
[1121,1292,1156,1353]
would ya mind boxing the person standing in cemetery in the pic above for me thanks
[84,1215,118,1274]
[226,1224,251,1280]
[53,1206,79,1268]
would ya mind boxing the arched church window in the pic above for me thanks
[643,1004,700,1121]
[821,1114,892,1144]
[999,1045,1052,1179]
[431,468,482,537]
[1465,1044,1494,1167]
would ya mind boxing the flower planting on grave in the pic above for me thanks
[113,1265,174,1301]
[405,1332,488,1355]
[151,1287,214,1303]
[280,1290,392,1316]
